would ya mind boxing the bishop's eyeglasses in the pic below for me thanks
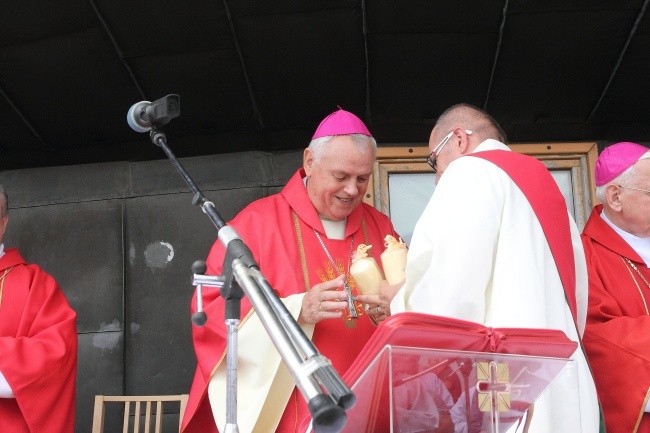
[617,185,650,197]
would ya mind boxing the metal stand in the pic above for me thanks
[150,123,354,432]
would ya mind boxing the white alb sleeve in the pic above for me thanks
[0,370,15,398]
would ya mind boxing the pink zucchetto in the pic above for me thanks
[312,107,372,139]
[595,142,650,186]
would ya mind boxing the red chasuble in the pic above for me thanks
[182,169,398,433]
[0,248,77,433]
[582,205,650,433]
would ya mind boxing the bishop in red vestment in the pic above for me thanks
[181,109,399,433]
[0,248,78,433]
[583,206,650,433]
[581,142,650,433]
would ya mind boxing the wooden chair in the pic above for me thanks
[91,394,189,433]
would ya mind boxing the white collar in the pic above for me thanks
[473,139,510,153]
[601,211,650,267]
[0,243,4,259]
[320,217,346,240]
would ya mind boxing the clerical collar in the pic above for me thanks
[473,139,510,152]
[601,211,650,267]
[320,217,346,240]
[0,243,4,259]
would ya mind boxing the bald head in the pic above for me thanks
[428,104,507,182]
[435,103,507,145]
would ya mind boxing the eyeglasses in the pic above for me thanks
[426,130,472,173]
[617,185,650,196]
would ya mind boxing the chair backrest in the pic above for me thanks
[91,394,189,433]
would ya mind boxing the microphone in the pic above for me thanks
[127,94,180,133]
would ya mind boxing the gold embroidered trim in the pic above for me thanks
[621,256,650,315]
[292,389,298,432]
[293,212,311,292]
[634,387,650,432]
[361,218,369,244]
[293,212,370,293]
[0,267,14,309]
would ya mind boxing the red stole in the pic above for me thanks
[468,151,578,325]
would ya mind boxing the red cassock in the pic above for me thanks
[181,169,399,433]
[0,248,78,433]
[581,205,650,433]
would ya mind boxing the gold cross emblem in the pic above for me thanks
[476,361,511,412]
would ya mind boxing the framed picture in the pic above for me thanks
[364,142,598,245]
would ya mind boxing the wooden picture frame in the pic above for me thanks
[364,142,598,244]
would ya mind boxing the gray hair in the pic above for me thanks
[436,103,508,144]
[0,185,7,217]
[595,149,650,202]
[308,133,377,162]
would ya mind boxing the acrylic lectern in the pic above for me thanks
[340,345,578,433]
[304,313,582,433]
